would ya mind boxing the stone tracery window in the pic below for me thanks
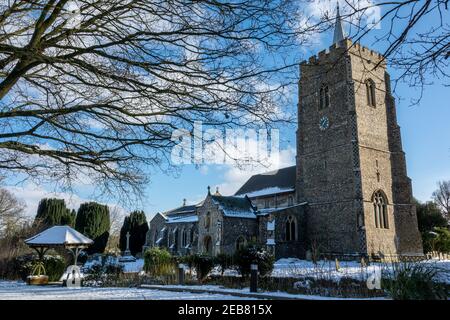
[373,190,388,229]
[366,79,376,107]
[285,215,297,241]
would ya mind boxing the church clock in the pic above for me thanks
[319,116,329,131]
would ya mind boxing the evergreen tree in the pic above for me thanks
[119,210,149,256]
[75,202,110,254]
[34,198,75,230]
[415,199,449,253]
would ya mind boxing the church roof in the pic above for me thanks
[234,166,296,197]
[164,202,201,216]
[211,195,257,219]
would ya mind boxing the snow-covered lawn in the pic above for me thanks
[269,258,450,284]
[147,284,387,300]
[119,257,450,285]
[122,259,144,273]
[0,281,256,300]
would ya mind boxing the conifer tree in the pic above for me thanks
[34,198,75,230]
[119,211,149,256]
[75,202,110,254]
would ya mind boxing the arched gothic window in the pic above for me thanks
[285,216,297,241]
[288,196,294,207]
[319,85,330,110]
[153,231,158,246]
[366,79,376,107]
[373,190,388,229]
[235,236,246,251]
[205,212,211,229]
[190,228,195,244]
[182,228,188,247]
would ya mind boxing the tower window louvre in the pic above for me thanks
[366,79,376,107]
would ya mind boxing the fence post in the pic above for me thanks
[250,264,258,293]
[178,263,185,285]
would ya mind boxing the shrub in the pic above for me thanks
[143,247,174,277]
[233,245,275,278]
[383,262,447,300]
[82,256,124,286]
[192,254,215,282]
[181,255,196,275]
[431,228,450,253]
[17,254,66,282]
[215,253,233,276]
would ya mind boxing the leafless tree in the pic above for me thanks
[340,0,449,101]
[0,188,26,237]
[0,0,301,201]
[433,180,450,218]
[0,1,447,200]
[106,205,126,253]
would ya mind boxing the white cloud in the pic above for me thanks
[296,0,380,48]
[216,146,296,196]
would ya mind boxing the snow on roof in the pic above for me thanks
[257,202,308,216]
[211,195,257,219]
[167,215,198,224]
[235,166,296,196]
[221,209,257,219]
[238,187,295,198]
[25,226,93,247]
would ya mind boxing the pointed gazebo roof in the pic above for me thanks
[25,225,93,248]
[333,2,346,44]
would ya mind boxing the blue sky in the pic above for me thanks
[6,1,449,220]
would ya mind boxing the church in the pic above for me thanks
[146,7,424,261]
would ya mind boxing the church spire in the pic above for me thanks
[333,2,345,45]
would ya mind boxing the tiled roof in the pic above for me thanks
[164,204,198,216]
[211,195,257,219]
[234,166,296,197]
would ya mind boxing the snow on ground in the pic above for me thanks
[270,258,450,284]
[214,258,450,284]
[85,256,450,284]
[156,285,387,300]
[82,257,144,274]
[0,281,256,300]
[122,259,144,273]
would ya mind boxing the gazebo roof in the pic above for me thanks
[25,226,93,248]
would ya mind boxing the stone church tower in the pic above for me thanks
[296,6,423,258]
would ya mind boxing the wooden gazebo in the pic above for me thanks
[24,226,93,284]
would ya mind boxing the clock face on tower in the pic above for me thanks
[319,116,329,131]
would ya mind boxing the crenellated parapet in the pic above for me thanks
[300,38,386,68]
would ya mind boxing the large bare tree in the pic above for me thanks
[433,180,450,219]
[0,188,25,237]
[0,1,448,199]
